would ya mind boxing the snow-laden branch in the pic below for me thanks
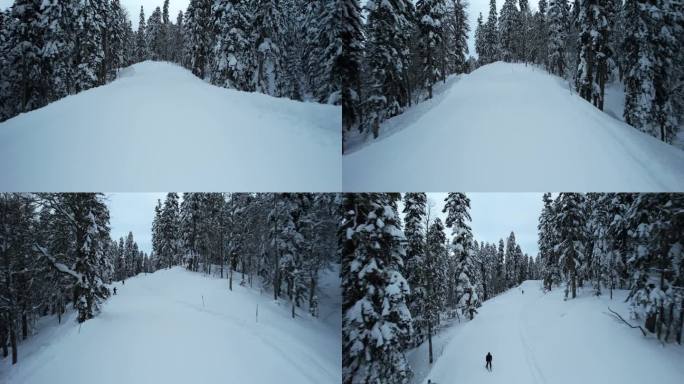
[34,244,82,281]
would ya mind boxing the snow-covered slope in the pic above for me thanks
[418,281,684,384]
[343,62,684,191]
[0,267,340,384]
[0,62,341,191]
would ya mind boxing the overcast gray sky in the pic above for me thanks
[401,193,544,257]
[106,193,166,254]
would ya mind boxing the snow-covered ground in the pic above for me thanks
[0,267,341,384]
[416,280,684,384]
[0,61,341,192]
[343,62,684,191]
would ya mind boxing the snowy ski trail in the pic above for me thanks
[419,281,684,384]
[0,61,341,191]
[0,267,340,384]
[343,62,684,191]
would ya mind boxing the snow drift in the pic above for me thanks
[343,62,684,191]
[0,267,341,384]
[0,61,341,192]
[416,280,684,384]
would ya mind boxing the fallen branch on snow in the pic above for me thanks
[606,306,647,337]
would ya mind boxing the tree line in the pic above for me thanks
[537,192,683,344]
[341,192,539,383]
[149,193,339,320]
[0,0,340,123]
[342,0,471,150]
[474,0,683,144]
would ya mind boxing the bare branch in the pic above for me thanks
[606,306,647,337]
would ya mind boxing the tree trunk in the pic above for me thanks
[22,312,28,340]
[308,275,317,310]
[572,273,577,299]
[677,299,683,344]
[428,319,434,364]
[229,258,233,292]
[10,318,17,365]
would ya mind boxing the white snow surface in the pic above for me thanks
[343,62,684,192]
[0,61,341,192]
[417,281,684,384]
[0,267,341,384]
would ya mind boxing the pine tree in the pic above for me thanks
[475,12,486,60]
[8,0,46,113]
[342,193,412,383]
[365,0,415,137]
[159,193,180,269]
[162,0,171,61]
[417,0,446,99]
[186,0,212,79]
[171,11,184,64]
[136,6,148,62]
[444,0,470,75]
[146,7,164,61]
[39,0,76,101]
[533,0,549,67]
[74,0,107,91]
[253,0,284,96]
[310,0,341,104]
[623,0,680,143]
[547,0,569,76]
[402,193,427,345]
[211,0,253,90]
[482,0,500,64]
[499,0,520,62]
[443,193,478,319]
[556,193,585,299]
[424,217,448,363]
[106,0,126,81]
[341,0,364,147]
[517,0,532,62]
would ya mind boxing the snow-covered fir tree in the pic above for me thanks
[547,0,569,76]
[417,0,446,99]
[342,193,412,384]
[499,0,520,62]
[341,0,364,140]
[443,193,479,320]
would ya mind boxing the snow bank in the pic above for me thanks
[343,62,684,191]
[0,61,341,192]
[0,267,340,384]
[419,281,684,384]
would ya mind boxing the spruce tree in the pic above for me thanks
[555,193,586,299]
[136,6,148,62]
[211,0,253,90]
[482,0,500,64]
[342,193,412,384]
[341,0,364,142]
[547,0,569,76]
[417,0,446,99]
[499,0,520,62]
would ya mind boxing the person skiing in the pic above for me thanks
[485,352,493,371]
[113,287,117,295]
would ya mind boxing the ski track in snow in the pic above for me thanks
[343,62,684,191]
[419,281,684,384]
[0,267,340,384]
[0,61,341,192]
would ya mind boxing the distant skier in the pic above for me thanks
[522,289,524,294]
[113,287,117,295]
[485,352,493,371]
